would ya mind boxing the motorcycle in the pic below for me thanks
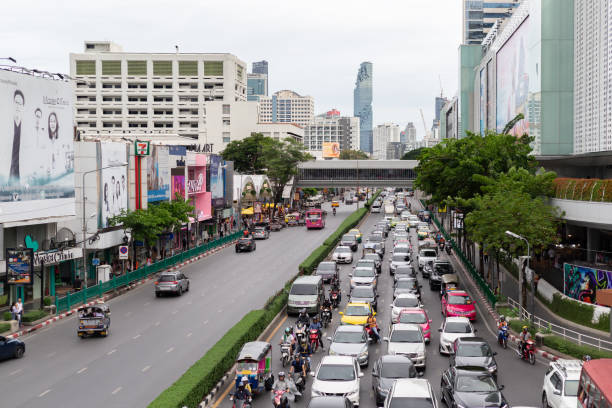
[309,329,320,352]
[273,389,291,408]
[332,208,336,216]
[280,342,292,367]
[365,324,380,343]
[445,245,452,255]
[518,339,536,365]
[230,394,252,408]
[498,326,508,349]
[292,372,306,400]
[439,242,445,251]
[294,323,306,345]
[320,308,332,328]
[330,290,340,309]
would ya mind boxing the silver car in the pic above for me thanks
[390,253,411,274]
[384,323,426,369]
[350,267,377,289]
[328,325,370,366]
[252,226,270,240]
[155,271,189,297]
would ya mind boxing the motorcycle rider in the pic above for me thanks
[519,326,532,356]
[234,377,252,403]
[333,207,337,216]
[271,371,291,407]
[320,296,332,323]
[289,352,309,377]
[329,281,341,305]
[297,308,310,327]
[296,337,313,361]
[366,312,381,343]
[498,315,508,330]
[280,326,296,355]
[309,315,325,350]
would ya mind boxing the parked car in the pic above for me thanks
[235,236,256,252]
[155,271,189,297]
[541,360,583,408]
[441,290,476,321]
[349,285,378,311]
[328,325,370,367]
[0,336,25,360]
[371,355,418,405]
[441,366,507,408]
[332,246,354,264]
[438,317,476,355]
[310,355,363,407]
[385,378,439,408]
[449,337,498,379]
[384,323,426,370]
[316,261,340,283]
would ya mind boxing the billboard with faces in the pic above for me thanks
[100,143,128,227]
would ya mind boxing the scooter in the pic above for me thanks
[294,323,306,345]
[292,372,306,400]
[309,329,320,352]
[272,390,290,408]
[332,208,336,216]
[365,324,380,343]
[517,339,536,365]
[445,245,452,255]
[498,326,508,349]
[280,342,292,367]
[320,308,332,328]
[229,394,252,408]
[330,290,340,309]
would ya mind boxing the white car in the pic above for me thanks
[371,204,382,213]
[417,248,438,271]
[438,317,476,354]
[542,360,583,408]
[400,211,412,220]
[390,253,411,274]
[384,323,426,369]
[311,355,363,406]
[386,378,439,408]
[332,246,353,264]
[390,294,422,321]
[327,325,370,367]
[349,267,377,289]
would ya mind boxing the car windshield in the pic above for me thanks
[565,380,579,396]
[445,322,472,333]
[389,397,434,408]
[307,213,321,220]
[290,284,316,295]
[395,266,412,275]
[354,269,375,277]
[334,331,366,343]
[393,254,409,262]
[342,235,356,242]
[368,235,383,243]
[421,250,437,258]
[456,343,491,357]
[448,295,471,305]
[344,305,370,316]
[456,374,498,392]
[395,297,419,308]
[394,247,410,254]
[364,255,379,262]
[351,287,375,298]
[158,275,177,282]
[381,362,415,378]
[318,263,335,271]
[317,364,355,381]
[390,330,422,342]
[336,247,351,253]
[435,264,453,274]
[396,280,416,289]
[399,312,427,324]
[356,260,375,268]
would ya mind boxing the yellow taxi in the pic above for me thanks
[340,302,374,325]
[331,200,340,208]
[348,228,362,243]
[390,217,401,228]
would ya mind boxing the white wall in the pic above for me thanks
[550,198,612,226]
[202,101,260,153]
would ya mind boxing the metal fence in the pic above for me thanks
[55,231,243,313]
[506,297,612,352]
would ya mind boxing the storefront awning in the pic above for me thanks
[241,207,254,215]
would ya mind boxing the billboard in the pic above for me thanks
[209,155,225,208]
[147,145,170,202]
[496,18,530,135]
[0,70,75,223]
[564,263,612,304]
[6,248,33,285]
[100,143,128,227]
[172,175,185,200]
[322,142,340,158]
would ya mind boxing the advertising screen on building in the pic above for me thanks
[496,17,530,135]
[172,175,185,200]
[6,248,33,285]
[0,70,75,223]
[100,143,128,228]
[147,145,170,202]
[322,142,340,158]
[209,155,225,208]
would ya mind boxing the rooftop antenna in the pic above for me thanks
[438,75,443,98]
[175,45,179,54]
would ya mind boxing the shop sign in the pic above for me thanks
[254,202,262,214]
[187,172,204,194]
[135,140,150,156]
[6,248,33,285]
[33,247,83,267]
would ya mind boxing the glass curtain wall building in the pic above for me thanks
[463,1,521,45]
[353,62,373,153]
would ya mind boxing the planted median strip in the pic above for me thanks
[148,191,380,408]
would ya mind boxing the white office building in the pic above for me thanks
[70,41,247,142]
[259,90,315,127]
[372,123,401,160]
[303,110,360,153]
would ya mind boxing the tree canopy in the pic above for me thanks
[220,132,271,174]
[339,149,369,160]
[263,137,313,206]
[401,147,426,160]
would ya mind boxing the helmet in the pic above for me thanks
[300,308,306,314]
[278,371,285,378]
[241,376,248,383]
[313,315,319,321]
[522,325,528,331]
[500,315,506,322]
[285,327,291,334]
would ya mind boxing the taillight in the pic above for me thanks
[154,281,159,285]
[171,281,178,284]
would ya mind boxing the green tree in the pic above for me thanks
[401,147,426,160]
[301,188,318,198]
[220,132,272,174]
[339,149,369,160]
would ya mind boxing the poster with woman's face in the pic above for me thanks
[210,155,225,207]
[100,143,128,227]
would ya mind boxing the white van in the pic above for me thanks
[287,275,323,314]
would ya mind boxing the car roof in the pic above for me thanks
[550,360,583,379]
[318,261,336,266]
[448,290,468,296]
[335,325,365,333]
[445,316,470,323]
[391,378,432,398]
[395,293,418,300]
[294,275,322,284]
[380,354,415,365]
[455,336,486,344]
[392,323,422,331]
[308,396,349,408]
[160,271,180,275]
[320,355,356,365]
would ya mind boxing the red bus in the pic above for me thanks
[578,359,612,408]
[305,208,326,230]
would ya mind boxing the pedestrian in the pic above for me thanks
[182,237,187,250]
[10,302,16,321]
[15,298,23,328]
[73,274,82,290]
[484,251,489,264]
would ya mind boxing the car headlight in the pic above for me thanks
[488,364,497,373]
[348,390,359,398]
[329,349,337,355]
[311,389,322,397]
[359,349,368,357]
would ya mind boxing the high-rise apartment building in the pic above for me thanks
[70,41,247,141]
[372,123,400,160]
[354,62,373,153]
[401,122,417,145]
[463,0,521,45]
[247,73,268,101]
[252,60,268,75]
[574,0,612,153]
[304,110,360,153]
[433,96,449,129]
[259,90,315,127]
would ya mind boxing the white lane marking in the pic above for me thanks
[38,389,51,397]
[171,310,178,315]
[203,320,209,325]
[125,311,132,317]
[107,349,117,356]
[144,302,150,306]
[166,346,175,353]
[112,386,122,395]
[133,334,141,340]
[186,332,193,338]
[142,365,151,372]
[10,368,23,376]
[217,309,223,313]
[77,367,87,374]
[47,352,56,358]
[155,321,161,326]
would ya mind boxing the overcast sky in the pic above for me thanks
[2,0,461,139]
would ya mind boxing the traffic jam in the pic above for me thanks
[223,189,577,408]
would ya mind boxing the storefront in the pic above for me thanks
[187,153,212,248]
[34,247,83,297]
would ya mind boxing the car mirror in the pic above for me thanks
[499,385,505,391]
[372,372,379,378]
[348,273,353,277]
[553,389,561,395]
[390,304,393,308]
[359,372,364,378]
[339,312,344,315]
[438,328,442,332]
[310,371,315,377]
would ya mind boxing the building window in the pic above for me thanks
[204,61,223,76]
[179,60,198,76]
[127,60,147,75]
[223,118,230,126]
[101,60,122,75]
[76,60,96,75]
[153,60,173,76]
[223,132,230,143]
[222,104,230,115]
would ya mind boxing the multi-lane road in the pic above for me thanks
[216,195,549,408]
[0,203,354,408]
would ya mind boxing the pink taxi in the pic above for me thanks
[441,289,476,321]
[394,308,433,343]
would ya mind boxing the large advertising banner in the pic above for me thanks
[209,155,225,208]
[496,17,530,135]
[563,263,612,304]
[322,142,340,158]
[100,143,128,227]
[147,145,170,202]
[0,70,75,223]
[6,248,33,285]
[172,175,185,200]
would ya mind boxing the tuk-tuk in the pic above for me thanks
[285,212,300,226]
[418,238,437,250]
[440,274,459,297]
[77,303,111,338]
[235,341,273,394]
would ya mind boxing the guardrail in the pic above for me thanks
[55,231,243,313]
[506,296,612,352]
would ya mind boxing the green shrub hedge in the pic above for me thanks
[0,322,10,333]
[3,311,12,321]
[542,335,612,359]
[22,310,47,323]
[549,293,595,327]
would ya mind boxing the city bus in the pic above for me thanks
[577,358,612,408]
[305,208,326,230]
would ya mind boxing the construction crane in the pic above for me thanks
[420,108,431,139]
[438,75,443,98]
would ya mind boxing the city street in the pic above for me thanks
[0,203,352,408]
[215,196,549,408]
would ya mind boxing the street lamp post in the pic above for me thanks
[505,230,534,324]
[82,163,128,289]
